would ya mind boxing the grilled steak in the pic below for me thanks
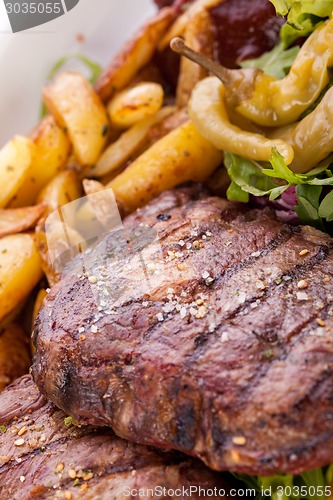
[0,375,235,500]
[33,186,333,475]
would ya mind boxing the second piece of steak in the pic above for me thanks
[0,375,235,500]
[33,186,333,475]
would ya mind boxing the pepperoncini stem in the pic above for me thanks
[172,17,333,127]
[188,77,294,164]
[268,86,333,173]
[170,37,258,102]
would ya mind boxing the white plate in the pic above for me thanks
[0,0,156,145]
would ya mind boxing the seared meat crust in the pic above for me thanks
[33,186,333,475]
[0,375,234,499]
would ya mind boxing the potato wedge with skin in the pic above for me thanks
[147,107,189,146]
[35,223,59,286]
[159,0,221,51]
[0,136,35,208]
[0,204,45,238]
[108,121,223,213]
[35,220,85,286]
[176,6,214,108]
[43,72,109,166]
[37,170,82,217]
[108,82,164,129]
[86,106,176,178]
[76,180,108,237]
[9,116,71,208]
[32,289,47,328]
[95,7,175,102]
[0,324,31,392]
[0,234,43,324]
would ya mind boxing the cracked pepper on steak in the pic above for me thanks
[33,185,333,476]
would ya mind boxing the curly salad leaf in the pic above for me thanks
[225,150,333,231]
[226,8,333,233]
[269,0,333,47]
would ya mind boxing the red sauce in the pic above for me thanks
[210,0,284,68]
[154,0,284,86]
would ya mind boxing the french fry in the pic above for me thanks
[37,170,82,216]
[176,6,214,108]
[147,107,189,146]
[107,121,223,213]
[35,222,59,286]
[0,324,31,392]
[0,136,35,208]
[43,72,109,166]
[82,179,125,227]
[82,179,105,196]
[107,82,164,129]
[76,180,106,238]
[35,221,84,286]
[95,7,175,102]
[159,0,221,51]
[0,234,43,323]
[32,289,47,327]
[86,106,176,178]
[0,204,45,238]
[36,170,84,284]
[9,116,71,208]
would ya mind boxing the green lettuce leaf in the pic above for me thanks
[240,42,299,79]
[269,0,333,47]
[224,151,290,201]
[225,149,333,229]
[318,190,333,221]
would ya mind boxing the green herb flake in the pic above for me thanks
[64,416,76,427]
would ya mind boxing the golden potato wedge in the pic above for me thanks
[0,136,35,208]
[43,72,109,166]
[176,6,214,108]
[0,204,45,238]
[0,234,43,323]
[9,116,71,208]
[95,7,175,102]
[32,289,47,327]
[82,179,124,227]
[75,187,106,240]
[86,106,176,178]
[35,218,85,286]
[159,0,221,51]
[147,107,189,146]
[82,179,105,196]
[107,82,164,128]
[108,121,223,213]
[0,324,31,392]
[37,170,82,216]
[35,223,59,286]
